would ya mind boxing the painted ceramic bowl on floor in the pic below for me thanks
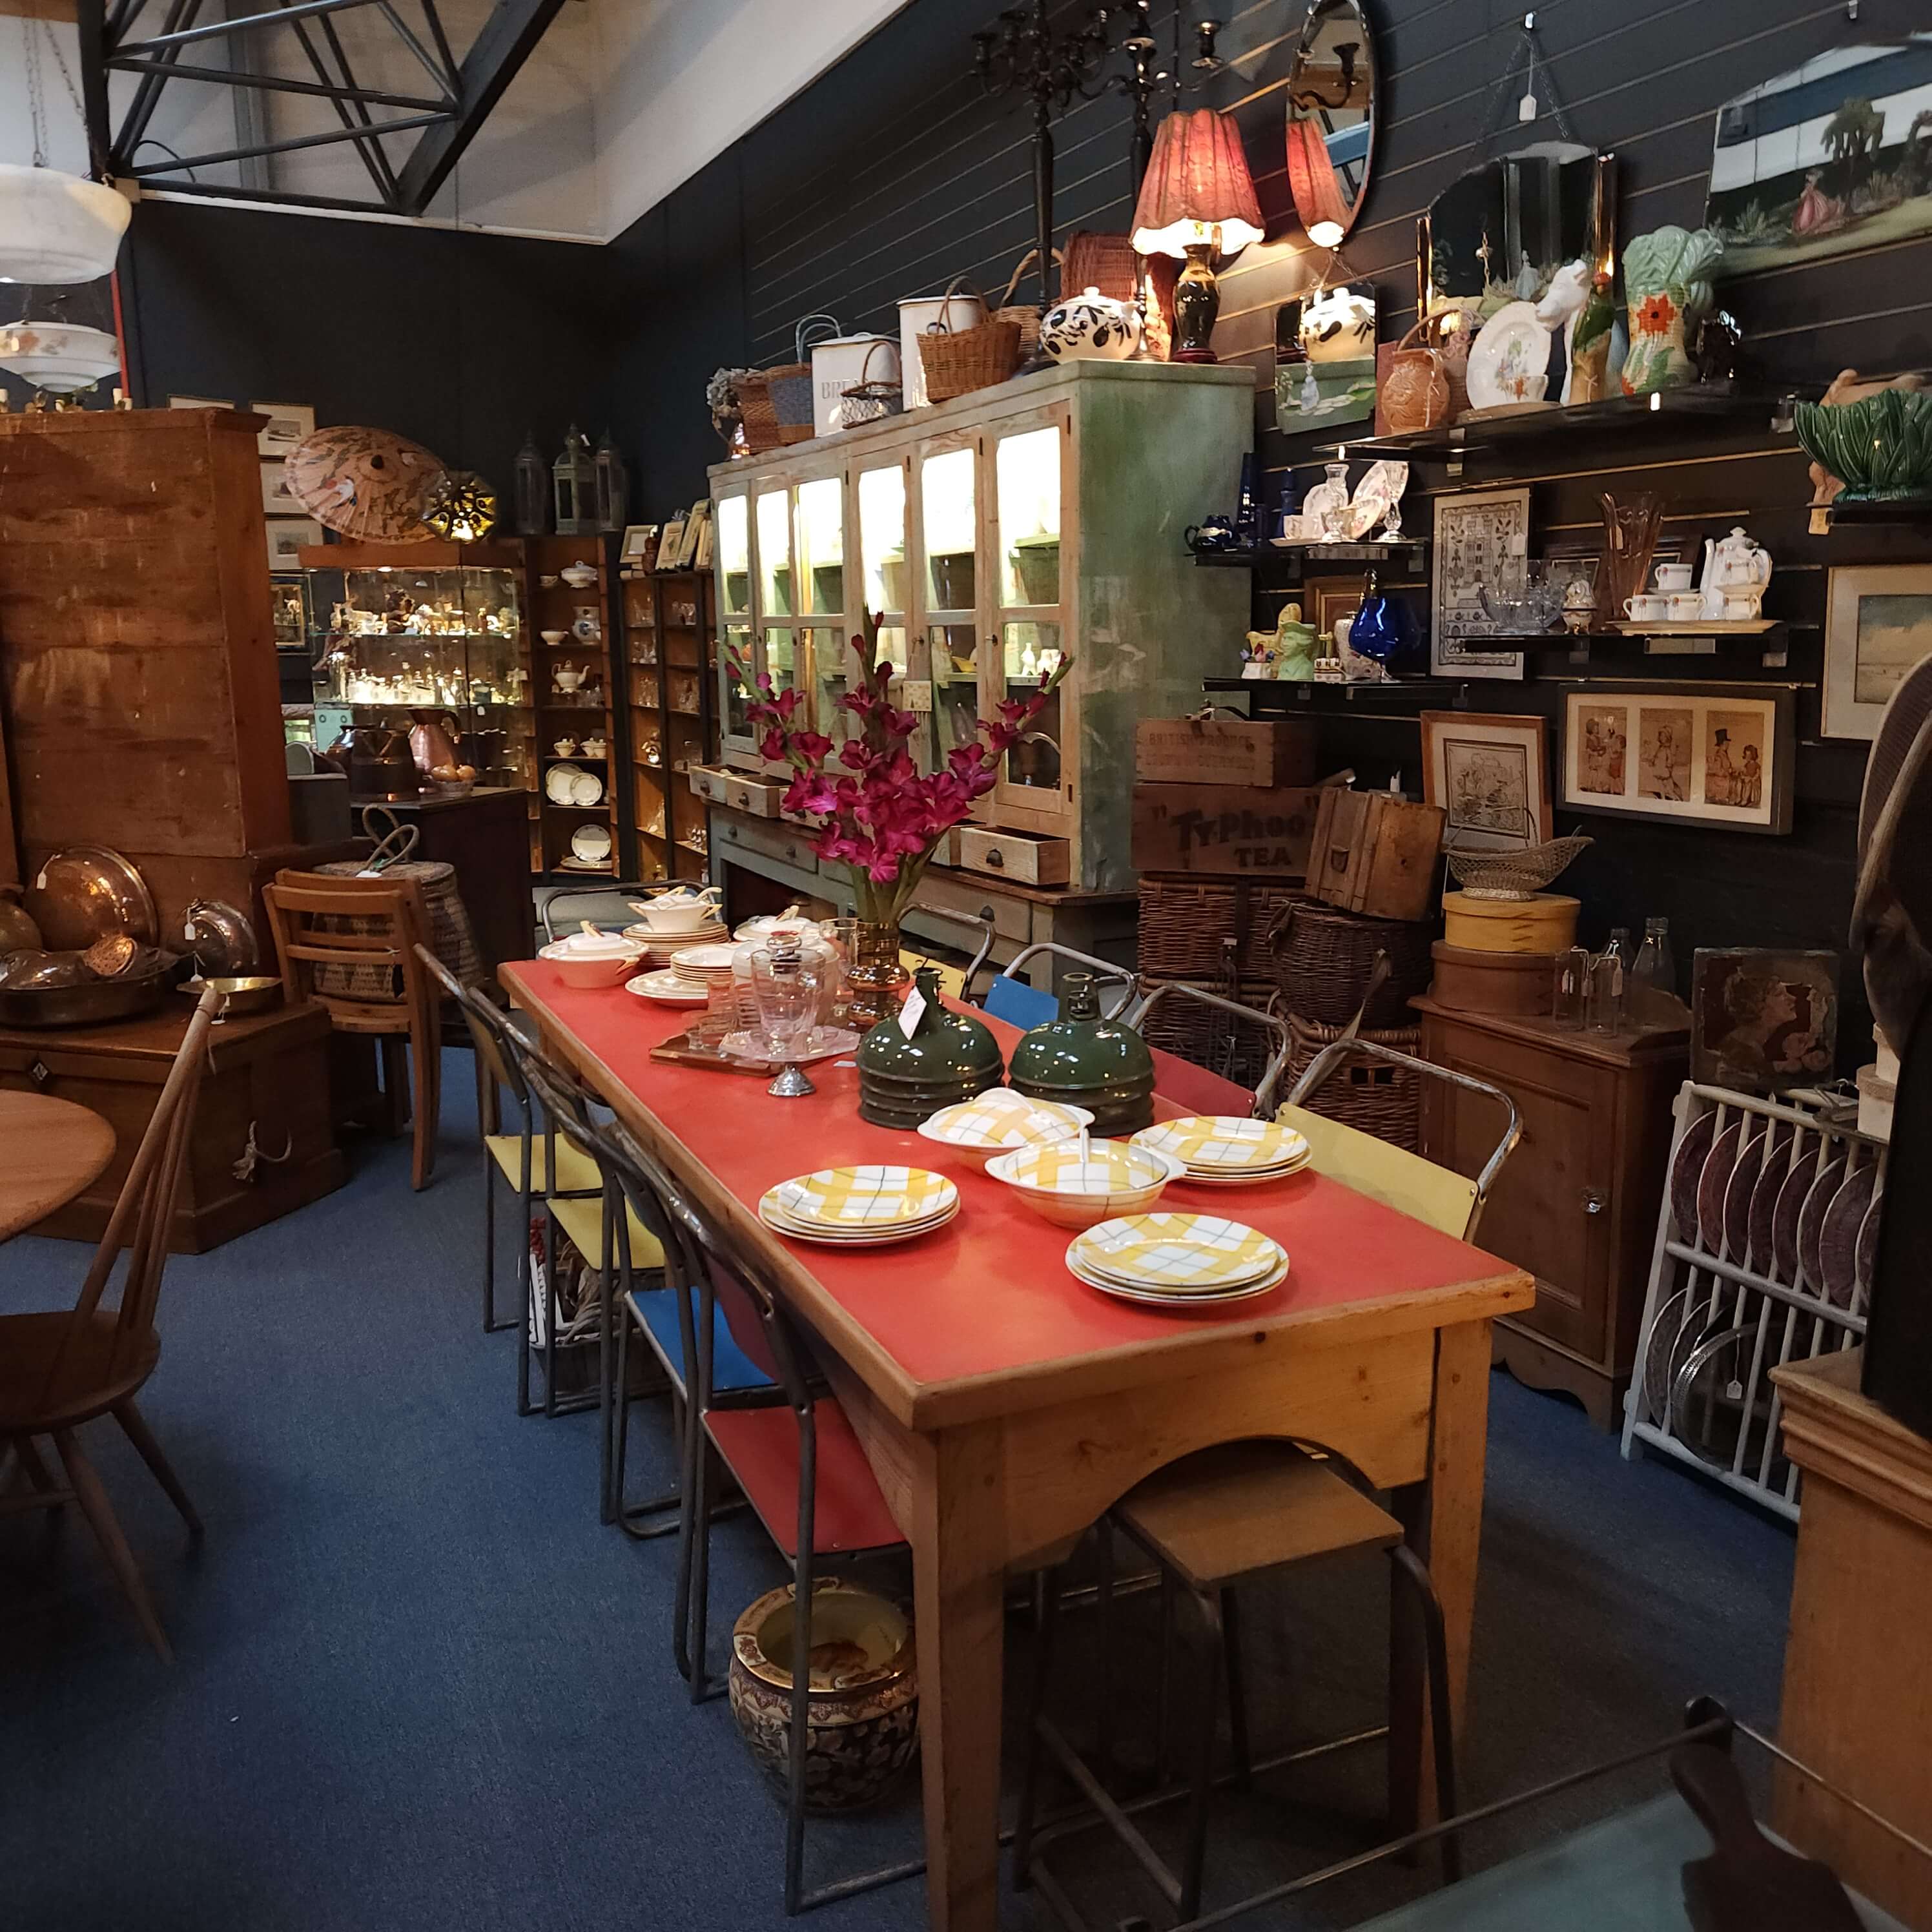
[728,1581,918,1813]
[537,930,645,988]
[985,1138,1184,1229]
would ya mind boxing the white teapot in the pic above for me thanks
[1702,526,1772,618]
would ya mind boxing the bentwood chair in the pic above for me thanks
[1012,1037,1520,1925]
[263,868,440,1190]
[0,987,221,1661]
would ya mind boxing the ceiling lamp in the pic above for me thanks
[0,320,120,395]
[0,166,130,285]
[420,469,499,543]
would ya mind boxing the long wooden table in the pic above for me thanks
[504,961,1534,1932]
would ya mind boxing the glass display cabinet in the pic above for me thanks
[302,540,533,792]
[710,362,1252,894]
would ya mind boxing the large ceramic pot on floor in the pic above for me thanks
[728,1581,919,1811]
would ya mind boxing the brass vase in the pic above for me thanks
[843,919,910,1031]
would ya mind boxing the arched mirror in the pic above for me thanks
[1285,0,1377,249]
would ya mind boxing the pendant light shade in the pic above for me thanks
[0,320,119,395]
[0,165,130,285]
[1130,109,1264,260]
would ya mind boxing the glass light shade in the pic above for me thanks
[0,165,130,284]
[1308,218,1345,249]
[0,320,118,394]
[1129,108,1264,260]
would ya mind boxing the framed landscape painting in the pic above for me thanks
[1559,684,1794,834]
[1421,711,1552,852]
[1824,564,1932,739]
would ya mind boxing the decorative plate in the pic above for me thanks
[1343,460,1410,540]
[1695,1119,1744,1257]
[1667,1110,1718,1246]
[1464,302,1552,411]
[1132,1116,1310,1173]
[568,768,604,807]
[624,971,710,1004]
[546,762,585,804]
[1818,1162,1877,1311]
[1771,1153,1816,1286]
[1721,1124,1769,1264]
[1066,1248,1286,1310]
[767,1165,957,1229]
[570,824,613,862]
[1069,1214,1284,1293]
[1795,1155,1849,1296]
[760,1200,960,1246]
[1855,1188,1885,1306]
[1744,1122,1796,1277]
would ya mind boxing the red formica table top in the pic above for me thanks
[503,961,1530,1428]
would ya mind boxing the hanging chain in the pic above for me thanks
[24,19,48,168]
[44,25,88,137]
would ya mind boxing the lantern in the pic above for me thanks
[420,468,498,542]
[593,429,627,533]
[552,425,595,535]
[513,431,548,536]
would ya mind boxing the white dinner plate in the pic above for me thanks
[624,971,708,1004]
[568,769,604,807]
[1464,300,1551,411]
[546,762,584,804]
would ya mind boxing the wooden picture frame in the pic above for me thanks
[169,393,232,411]
[1824,563,1932,741]
[260,459,299,514]
[1420,710,1552,852]
[1690,948,1840,1094]
[249,401,314,457]
[265,516,324,571]
[655,515,688,572]
[1431,486,1530,681]
[621,523,660,561]
[1559,683,1794,834]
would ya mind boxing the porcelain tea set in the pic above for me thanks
[1623,526,1772,626]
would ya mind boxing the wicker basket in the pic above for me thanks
[1140,877,1301,985]
[769,316,841,444]
[1267,896,1433,1030]
[918,278,1022,402]
[1284,1012,1423,1151]
[735,371,783,453]
[835,338,904,429]
[1139,975,1284,1100]
[991,248,1062,358]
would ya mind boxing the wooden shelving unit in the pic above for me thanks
[617,561,715,883]
[524,534,619,881]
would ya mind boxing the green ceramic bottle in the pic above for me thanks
[856,964,1005,1129]
[1007,971,1155,1136]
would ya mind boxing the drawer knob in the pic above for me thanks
[985,848,1004,868]
[1581,1188,1607,1215]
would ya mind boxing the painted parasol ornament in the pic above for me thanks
[284,424,445,542]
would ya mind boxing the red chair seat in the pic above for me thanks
[704,1401,903,1556]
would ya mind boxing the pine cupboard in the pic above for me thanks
[708,360,1253,895]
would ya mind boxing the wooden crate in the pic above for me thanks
[1130,784,1320,879]
[1134,716,1315,788]
[1307,789,1444,923]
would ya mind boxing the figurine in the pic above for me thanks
[1621,226,1725,395]
[1534,260,1594,404]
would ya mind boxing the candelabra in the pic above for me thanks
[1113,4,1224,185]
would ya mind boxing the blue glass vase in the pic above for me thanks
[1347,572,1415,680]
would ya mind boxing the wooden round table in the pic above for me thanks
[0,1091,118,1241]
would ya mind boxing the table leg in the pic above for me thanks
[1390,1317,1492,1837]
[909,1422,1008,1932]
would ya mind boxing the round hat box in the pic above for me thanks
[1441,891,1579,956]
[1428,941,1556,1018]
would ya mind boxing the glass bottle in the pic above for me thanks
[1552,945,1590,1028]
[1589,927,1630,1033]
[1630,916,1677,1025]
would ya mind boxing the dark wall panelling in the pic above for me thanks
[117,200,619,493]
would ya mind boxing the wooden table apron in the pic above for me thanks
[503,962,1533,1932]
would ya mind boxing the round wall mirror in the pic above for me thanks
[1285,0,1377,249]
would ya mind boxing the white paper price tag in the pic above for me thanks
[898,985,927,1040]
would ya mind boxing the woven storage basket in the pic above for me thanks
[991,248,1062,357]
[1140,877,1301,985]
[1267,896,1433,1030]
[1138,975,1284,1100]
[919,278,1022,402]
[735,371,783,453]
[769,316,841,444]
[1284,1013,1423,1151]
[835,338,904,429]
[310,859,480,1001]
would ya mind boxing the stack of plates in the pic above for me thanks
[667,943,737,986]
[1067,1213,1289,1309]
[759,1165,960,1246]
[626,940,738,1005]
[1131,1116,1311,1187]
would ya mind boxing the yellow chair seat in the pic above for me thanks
[1274,1102,1478,1242]
[484,1133,602,1196]
[901,951,968,1000]
[550,1194,666,1273]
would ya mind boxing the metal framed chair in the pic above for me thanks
[1012,1036,1523,1926]
[537,883,659,941]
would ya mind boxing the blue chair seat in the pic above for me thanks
[984,974,1060,1029]
[625,1286,770,1396]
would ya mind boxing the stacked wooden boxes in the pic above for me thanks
[1129,717,1316,1092]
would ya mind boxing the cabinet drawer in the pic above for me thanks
[711,808,820,873]
[691,765,787,817]
[957,827,1070,887]
[911,867,1031,943]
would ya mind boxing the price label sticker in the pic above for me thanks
[898,985,927,1040]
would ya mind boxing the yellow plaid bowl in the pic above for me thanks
[916,1093,1094,1169]
[984,1140,1185,1229]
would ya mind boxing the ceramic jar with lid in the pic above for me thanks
[1007,970,1155,1136]
[856,965,1004,1129]
[1039,286,1141,362]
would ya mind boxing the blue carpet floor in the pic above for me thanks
[1,1051,1796,1930]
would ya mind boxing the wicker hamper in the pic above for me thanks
[1140,877,1302,985]
[1139,974,1284,1099]
[1283,1012,1423,1151]
[1266,896,1434,1030]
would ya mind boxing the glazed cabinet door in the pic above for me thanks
[986,404,1073,836]
[789,463,852,776]
[714,485,756,766]
[1423,1025,1615,1364]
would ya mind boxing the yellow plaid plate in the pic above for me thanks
[1069,1214,1286,1293]
[1067,1246,1287,1309]
[766,1165,958,1229]
[919,1092,1093,1150]
[988,1140,1178,1195]
[1178,1151,1313,1187]
[761,1200,960,1246]
[1133,1116,1310,1173]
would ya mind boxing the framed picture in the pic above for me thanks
[169,393,232,411]
[1824,563,1932,741]
[1420,711,1552,852]
[1431,486,1530,680]
[621,523,660,562]
[1304,573,1367,644]
[1690,948,1839,1094]
[260,460,300,513]
[249,401,314,456]
[1558,684,1794,834]
[265,516,323,571]
[655,515,688,571]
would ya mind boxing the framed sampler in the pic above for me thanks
[1420,710,1552,851]
[1430,486,1530,681]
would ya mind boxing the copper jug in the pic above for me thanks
[408,710,461,777]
